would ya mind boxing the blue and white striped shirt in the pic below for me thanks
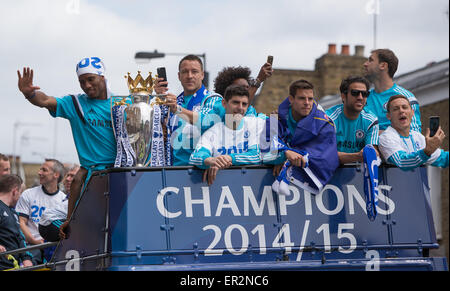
[379,126,448,170]
[326,104,379,153]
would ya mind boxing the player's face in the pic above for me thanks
[289,89,314,119]
[0,160,11,176]
[79,73,106,99]
[364,52,381,81]
[38,161,59,186]
[343,82,369,113]
[387,98,414,133]
[63,167,79,193]
[178,60,204,96]
[223,95,249,122]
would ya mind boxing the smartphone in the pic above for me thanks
[157,67,167,87]
[429,116,440,137]
[267,55,273,65]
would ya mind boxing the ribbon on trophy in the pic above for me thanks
[150,104,171,167]
[161,105,173,166]
[363,144,381,221]
[112,104,135,167]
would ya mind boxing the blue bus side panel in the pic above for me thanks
[50,166,447,271]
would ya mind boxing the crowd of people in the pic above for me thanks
[1,48,448,270]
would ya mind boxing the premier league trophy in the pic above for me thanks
[112,71,167,167]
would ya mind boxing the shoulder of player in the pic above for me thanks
[325,104,343,121]
[379,126,399,140]
[21,185,42,196]
[392,84,416,98]
[203,120,225,136]
[360,109,378,123]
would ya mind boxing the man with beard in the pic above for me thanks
[363,49,421,133]
[326,76,379,164]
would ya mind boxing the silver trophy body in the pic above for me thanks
[125,93,154,167]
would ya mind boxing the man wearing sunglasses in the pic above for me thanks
[363,49,421,133]
[326,76,379,164]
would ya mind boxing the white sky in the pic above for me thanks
[1,0,448,164]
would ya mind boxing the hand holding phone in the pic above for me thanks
[157,67,167,87]
[429,116,439,137]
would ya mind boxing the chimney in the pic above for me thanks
[355,45,365,57]
[341,44,350,56]
[328,43,337,55]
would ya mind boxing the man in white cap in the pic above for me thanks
[17,57,116,239]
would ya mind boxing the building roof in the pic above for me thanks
[319,58,449,110]
[395,59,449,92]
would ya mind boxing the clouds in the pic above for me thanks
[0,0,448,164]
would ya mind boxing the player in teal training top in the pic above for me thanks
[363,49,421,132]
[326,76,379,164]
[17,57,116,240]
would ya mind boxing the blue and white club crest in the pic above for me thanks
[355,129,365,139]
[244,130,249,138]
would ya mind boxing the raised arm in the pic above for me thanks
[17,67,57,112]
[249,62,273,104]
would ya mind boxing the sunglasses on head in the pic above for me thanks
[349,89,370,98]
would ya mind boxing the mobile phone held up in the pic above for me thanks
[157,67,167,87]
[267,55,273,65]
[429,116,440,137]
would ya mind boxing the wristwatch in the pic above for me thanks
[250,78,262,88]
[175,104,183,115]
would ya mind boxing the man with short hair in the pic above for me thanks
[326,76,379,164]
[37,163,79,242]
[190,84,265,185]
[264,80,339,195]
[0,174,33,270]
[17,57,116,239]
[379,95,448,170]
[364,49,421,132]
[15,159,67,264]
[62,163,80,194]
[0,154,11,177]
[154,55,215,165]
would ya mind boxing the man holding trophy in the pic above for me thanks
[17,57,117,239]
[155,55,218,166]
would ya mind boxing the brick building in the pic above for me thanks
[254,43,367,114]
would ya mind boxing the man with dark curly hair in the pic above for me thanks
[198,63,273,131]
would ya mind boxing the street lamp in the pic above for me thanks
[134,50,209,89]
[11,121,41,174]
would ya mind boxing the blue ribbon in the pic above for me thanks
[112,105,135,167]
[363,144,380,221]
[150,104,172,166]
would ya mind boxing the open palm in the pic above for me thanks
[17,67,40,96]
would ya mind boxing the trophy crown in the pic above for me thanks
[125,71,155,94]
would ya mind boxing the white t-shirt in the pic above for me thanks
[190,116,266,167]
[379,126,441,165]
[15,185,67,241]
